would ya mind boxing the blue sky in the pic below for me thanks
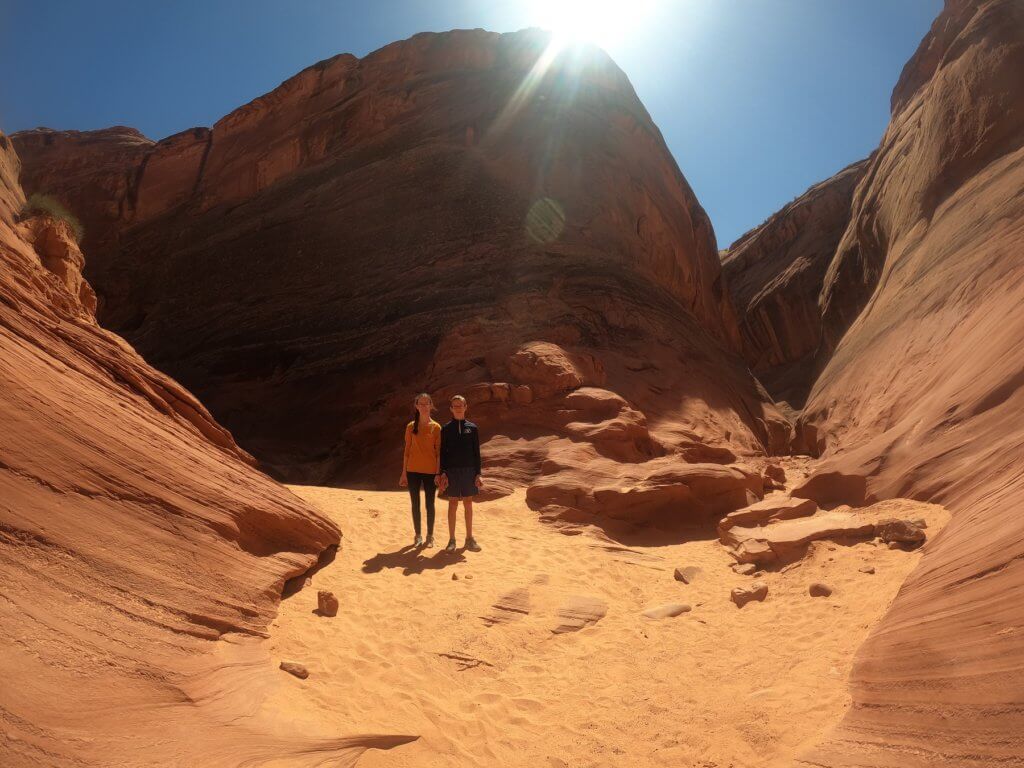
[0,0,941,246]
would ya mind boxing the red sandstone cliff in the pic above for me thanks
[788,1,1024,764]
[13,29,789,525]
[0,132,411,765]
[721,158,868,407]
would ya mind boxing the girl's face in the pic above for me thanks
[416,396,433,415]
[450,399,467,419]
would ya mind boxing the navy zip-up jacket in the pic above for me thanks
[439,419,481,476]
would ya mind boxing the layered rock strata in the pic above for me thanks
[13,29,789,525]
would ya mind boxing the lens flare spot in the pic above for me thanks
[525,197,566,244]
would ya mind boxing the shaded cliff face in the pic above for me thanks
[721,159,867,407]
[14,29,788,523]
[0,133,408,765]
[788,1,1024,764]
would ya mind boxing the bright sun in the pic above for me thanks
[526,0,658,54]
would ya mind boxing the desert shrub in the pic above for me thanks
[21,193,85,243]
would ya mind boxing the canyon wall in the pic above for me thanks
[721,159,867,407]
[14,29,789,525]
[0,131,406,765]
[790,1,1024,764]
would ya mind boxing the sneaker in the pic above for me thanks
[465,537,482,552]
[444,538,457,552]
[414,534,423,547]
[424,535,435,548]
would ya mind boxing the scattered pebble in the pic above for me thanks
[280,661,309,679]
[452,573,459,581]
[859,565,876,574]
[809,582,833,598]
[732,563,757,576]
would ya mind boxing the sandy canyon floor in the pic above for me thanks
[265,486,947,768]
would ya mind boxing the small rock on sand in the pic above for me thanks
[731,563,757,576]
[673,566,701,584]
[317,590,339,616]
[642,603,692,620]
[859,565,876,574]
[280,661,309,679]
[877,519,926,546]
[452,573,459,580]
[731,582,768,608]
[809,582,833,597]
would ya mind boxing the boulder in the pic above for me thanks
[876,519,926,547]
[718,496,818,533]
[723,510,880,565]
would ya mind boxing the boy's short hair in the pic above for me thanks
[450,394,467,405]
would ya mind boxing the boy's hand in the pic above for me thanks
[399,472,408,487]
[437,473,448,492]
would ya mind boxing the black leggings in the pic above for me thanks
[407,472,436,536]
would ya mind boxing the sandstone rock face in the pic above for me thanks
[12,126,153,256]
[789,1,1024,764]
[721,159,867,406]
[0,133,412,765]
[13,29,788,527]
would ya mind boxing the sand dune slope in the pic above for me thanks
[271,486,946,768]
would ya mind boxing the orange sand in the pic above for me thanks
[265,488,947,767]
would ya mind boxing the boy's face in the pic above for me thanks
[450,400,467,419]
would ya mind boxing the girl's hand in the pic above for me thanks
[475,475,484,490]
[437,473,447,492]
[399,472,408,487]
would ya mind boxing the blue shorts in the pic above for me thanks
[444,467,479,498]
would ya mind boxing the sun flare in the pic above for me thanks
[526,0,659,54]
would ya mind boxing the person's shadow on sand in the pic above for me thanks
[362,545,465,576]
